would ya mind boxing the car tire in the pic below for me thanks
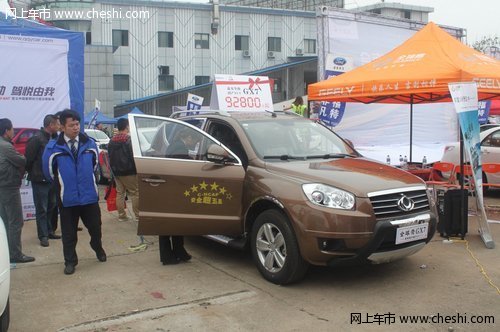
[0,298,9,332]
[251,209,309,285]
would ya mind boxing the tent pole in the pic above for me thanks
[410,95,413,162]
[459,128,465,239]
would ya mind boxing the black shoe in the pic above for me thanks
[174,248,192,262]
[40,237,49,247]
[11,255,35,263]
[96,249,107,262]
[48,233,61,239]
[162,256,179,265]
[64,264,75,275]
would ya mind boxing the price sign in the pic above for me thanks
[210,74,273,112]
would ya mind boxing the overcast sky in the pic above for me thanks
[184,0,499,43]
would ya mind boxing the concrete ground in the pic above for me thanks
[7,188,500,332]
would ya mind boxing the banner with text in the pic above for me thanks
[210,74,273,112]
[318,54,353,126]
[0,33,70,128]
[449,82,494,249]
[186,93,204,111]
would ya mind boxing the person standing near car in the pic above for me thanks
[159,128,195,265]
[0,118,35,264]
[25,115,62,247]
[107,118,139,222]
[42,109,106,275]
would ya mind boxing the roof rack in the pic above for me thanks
[170,110,230,119]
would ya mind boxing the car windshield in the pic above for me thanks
[240,119,358,160]
[87,130,109,140]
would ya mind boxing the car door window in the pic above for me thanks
[207,121,248,166]
[482,130,500,147]
[133,116,239,163]
[18,129,36,143]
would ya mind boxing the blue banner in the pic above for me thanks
[319,70,346,127]
[478,100,491,125]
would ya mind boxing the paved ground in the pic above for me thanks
[7,188,500,331]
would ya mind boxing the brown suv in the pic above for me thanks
[129,111,436,285]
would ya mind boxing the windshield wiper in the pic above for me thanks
[263,155,303,161]
[306,153,356,160]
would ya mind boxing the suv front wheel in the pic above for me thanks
[251,209,309,285]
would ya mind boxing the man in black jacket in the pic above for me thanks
[107,118,139,222]
[25,115,61,247]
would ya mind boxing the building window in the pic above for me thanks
[268,37,281,52]
[158,31,173,48]
[86,31,91,45]
[235,35,249,51]
[272,78,281,93]
[158,66,169,75]
[404,10,411,19]
[112,30,128,47]
[304,39,316,54]
[372,9,381,14]
[195,76,210,85]
[113,75,130,91]
[159,75,174,91]
[195,33,209,49]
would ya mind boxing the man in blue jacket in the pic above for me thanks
[43,109,106,275]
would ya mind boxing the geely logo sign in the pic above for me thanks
[397,195,415,212]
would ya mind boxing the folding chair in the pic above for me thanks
[425,161,457,187]
[482,163,500,189]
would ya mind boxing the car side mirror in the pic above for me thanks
[99,143,108,150]
[206,144,229,164]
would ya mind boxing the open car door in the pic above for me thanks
[128,114,245,236]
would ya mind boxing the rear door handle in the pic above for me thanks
[142,178,166,185]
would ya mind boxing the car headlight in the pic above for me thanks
[302,183,355,210]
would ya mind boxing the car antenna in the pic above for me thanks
[265,109,277,117]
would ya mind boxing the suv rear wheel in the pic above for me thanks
[251,209,308,285]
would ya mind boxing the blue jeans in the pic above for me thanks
[32,182,56,239]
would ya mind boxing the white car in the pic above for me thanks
[84,129,111,148]
[0,216,10,332]
[440,127,500,187]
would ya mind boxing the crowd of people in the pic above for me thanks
[0,109,191,275]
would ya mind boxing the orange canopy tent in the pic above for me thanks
[308,22,500,161]
[308,22,500,104]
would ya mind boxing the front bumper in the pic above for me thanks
[326,213,437,267]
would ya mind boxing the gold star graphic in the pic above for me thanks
[210,182,219,191]
[226,193,233,200]
[219,187,227,195]
[191,185,198,192]
[184,190,190,197]
[199,181,208,190]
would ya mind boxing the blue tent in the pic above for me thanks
[115,107,144,120]
[84,110,117,125]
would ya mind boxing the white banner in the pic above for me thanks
[210,74,273,112]
[448,82,494,249]
[0,34,70,128]
[20,181,36,221]
[186,93,204,110]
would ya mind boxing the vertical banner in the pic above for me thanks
[318,54,353,127]
[210,74,273,112]
[186,93,204,111]
[478,100,491,125]
[20,180,36,221]
[448,82,494,249]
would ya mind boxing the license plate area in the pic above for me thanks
[395,222,429,245]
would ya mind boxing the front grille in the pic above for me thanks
[369,189,430,219]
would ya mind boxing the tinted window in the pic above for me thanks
[482,130,500,147]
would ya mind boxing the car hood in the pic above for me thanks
[265,157,424,197]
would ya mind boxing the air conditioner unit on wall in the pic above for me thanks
[242,50,251,57]
[296,48,303,56]
[267,51,275,58]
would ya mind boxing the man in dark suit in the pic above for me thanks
[43,109,106,275]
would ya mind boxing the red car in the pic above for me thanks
[12,128,38,155]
